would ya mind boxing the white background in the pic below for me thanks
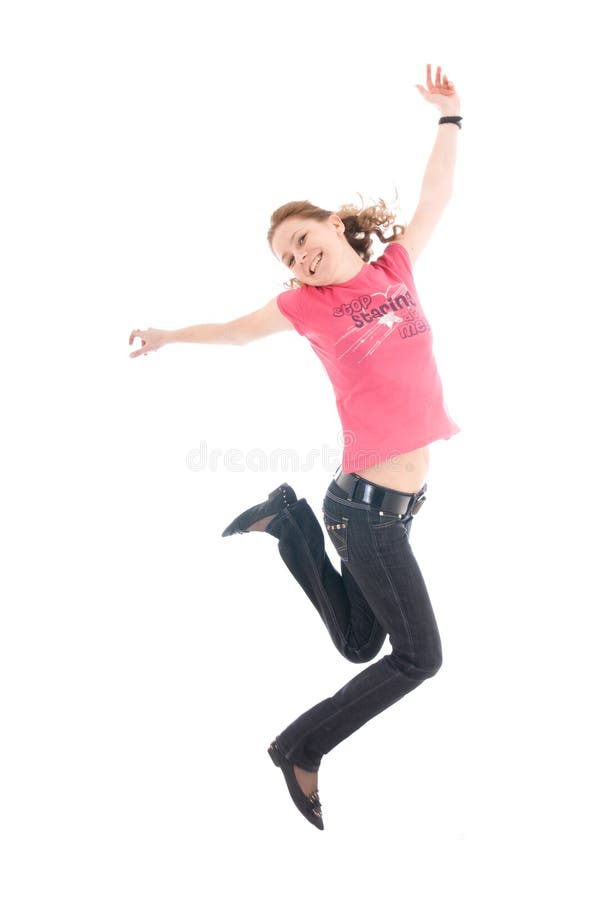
[2,0,599,897]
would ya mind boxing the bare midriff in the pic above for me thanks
[352,445,430,495]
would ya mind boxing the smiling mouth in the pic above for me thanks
[310,252,323,275]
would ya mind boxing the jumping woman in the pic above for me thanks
[129,64,462,830]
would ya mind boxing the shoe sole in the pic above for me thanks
[221,484,297,537]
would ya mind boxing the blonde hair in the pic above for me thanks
[268,192,406,289]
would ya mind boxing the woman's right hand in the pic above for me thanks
[128,327,170,358]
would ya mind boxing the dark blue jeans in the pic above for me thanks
[265,476,443,772]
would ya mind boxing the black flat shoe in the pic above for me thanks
[267,739,324,830]
[221,483,297,537]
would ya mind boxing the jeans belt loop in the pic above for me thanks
[347,473,358,502]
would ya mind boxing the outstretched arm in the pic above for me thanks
[128,296,293,358]
[395,64,461,266]
[416,63,461,199]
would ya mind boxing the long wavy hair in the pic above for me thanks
[267,192,406,289]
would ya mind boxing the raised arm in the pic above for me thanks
[128,296,293,358]
[394,64,461,267]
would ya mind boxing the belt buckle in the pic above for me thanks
[411,492,427,515]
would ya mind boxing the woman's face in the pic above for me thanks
[271,214,347,285]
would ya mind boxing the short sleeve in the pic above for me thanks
[371,241,413,280]
[276,289,307,337]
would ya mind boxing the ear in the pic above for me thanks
[328,213,345,234]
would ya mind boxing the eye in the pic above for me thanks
[288,233,307,269]
[289,234,307,268]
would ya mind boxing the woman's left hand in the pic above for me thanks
[415,64,461,116]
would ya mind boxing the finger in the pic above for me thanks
[426,63,433,90]
[435,66,441,87]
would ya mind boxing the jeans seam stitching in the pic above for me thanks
[285,666,404,762]
[368,529,416,658]
[282,508,349,647]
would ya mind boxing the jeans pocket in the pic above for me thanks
[367,508,410,539]
[322,509,350,562]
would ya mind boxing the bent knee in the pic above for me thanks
[420,651,443,678]
[413,638,443,678]
[391,647,443,680]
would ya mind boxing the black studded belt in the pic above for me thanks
[333,470,427,517]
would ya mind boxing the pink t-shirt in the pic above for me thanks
[276,240,461,473]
